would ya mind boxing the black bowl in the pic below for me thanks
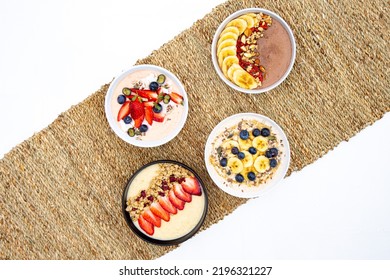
[122,160,208,245]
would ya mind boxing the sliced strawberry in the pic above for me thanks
[157,87,163,94]
[142,208,161,227]
[158,195,177,214]
[143,101,154,107]
[181,177,202,196]
[117,101,131,121]
[168,189,185,210]
[134,89,158,101]
[130,100,145,128]
[153,111,165,122]
[170,92,183,104]
[144,106,153,126]
[138,215,154,235]
[150,201,170,222]
[173,183,192,202]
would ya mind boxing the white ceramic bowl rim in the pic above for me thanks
[104,64,189,148]
[211,8,297,94]
[204,113,291,198]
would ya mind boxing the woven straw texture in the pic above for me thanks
[0,0,389,259]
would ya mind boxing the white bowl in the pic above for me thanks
[211,8,296,94]
[204,113,290,198]
[104,64,188,148]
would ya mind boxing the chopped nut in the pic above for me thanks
[254,58,260,65]
[260,66,266,73]
[249,44,256,50]
[240,46,247,51]
[243,52,253,58]
[241,35,246,44]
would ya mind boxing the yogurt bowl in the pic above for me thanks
[205,113,290,198]
[105,65,188,147]
[122,160,208,245]
[212,8,296,93]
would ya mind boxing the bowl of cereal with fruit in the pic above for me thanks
[205,113,290,198]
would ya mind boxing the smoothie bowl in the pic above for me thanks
[105,65,188,147]
[205,113,290,198]
[212,8,296,93]
[122,160,208,245]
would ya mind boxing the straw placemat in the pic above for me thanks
[0,0,389,260]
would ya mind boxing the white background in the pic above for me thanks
[0,0,389,264]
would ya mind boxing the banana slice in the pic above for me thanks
[254,156,270,173]
[241,151,253,168]
[238,138,252,150]
[227,63,243,81]
[221,140,239,151]
[228,157,244,174]
[246,13,257,18]
[217,32,238,47]
[217,39,236,56]
[218,46,236,67]
[226,18,248,34]
[252,136,268,152]
[232,69,258,89]
[220,26,240,37]
[222,56,239,77]
[239,15,255,28]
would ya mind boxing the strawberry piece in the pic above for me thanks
[142,208,161,227]
[158,195,177,214]
[153,112,165,122]
[144,106,153,126]
[143,101,154,107]
[181,177,202,196]
[170,92,183,104]
[130,100,145,128]
[117,101,131,121]
[150,201,170,222]
[173,183,192,202]
[138,215,154,235]
[168,189,185,210]
[157,87,163,94]
[134,89,158,101]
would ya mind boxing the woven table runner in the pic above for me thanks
[0,0,389,259]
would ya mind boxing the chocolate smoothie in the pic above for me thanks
[257,18,293,88]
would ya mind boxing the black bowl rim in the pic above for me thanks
[121,159,208,246]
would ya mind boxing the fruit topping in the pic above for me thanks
[248,147,257,154]
[128,128,135,137]
[157,74,166,84]
[150,201,170,222]
[173,183,192,202]
[254,156,270,173]
[139,124,148,133]
[130,100,145,128]
[228,158,244,173]
[237,152,245,160]
[152,103,163,113]
[153,111,165,122]
[247,171,256,181]
[269,158,277,168]
[123,116,132,124]
[170,92,183,104]
[260,128,270,137]
[163,95,171,104]
[134,89,158,101]
[181,177,202,196]
[117,95,126,104]
[252,128,261,137]
[144,106,153,126]
[117,101,131,121]
[168,189,185,210]
[149,81,159,91]
[138,215,154,235]
[252,136,268,152]
[220,157,227,167]
[235,174,244,183]
[122,87,131,96]
[158,196,177,214]
[142,208,161,227]
[239,130,249,140]
[231,147,239,155]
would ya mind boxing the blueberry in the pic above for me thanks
[270,158,278,168]
[265,150,272,158]
[231,147,239,155]
[220,157,227,167]
[152,103,163,113]
[247,172,256,181]
[123,116,132,124]
[235,174,244,183]
[269,148,278,157]
[139,124,148,133]
[117,94,126,104]
[237,152,245,160]
[239,130,249,140]
[149,81,159,91]
[248,147,257,154]
[252,128,261,137]
[260,128,270,137]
